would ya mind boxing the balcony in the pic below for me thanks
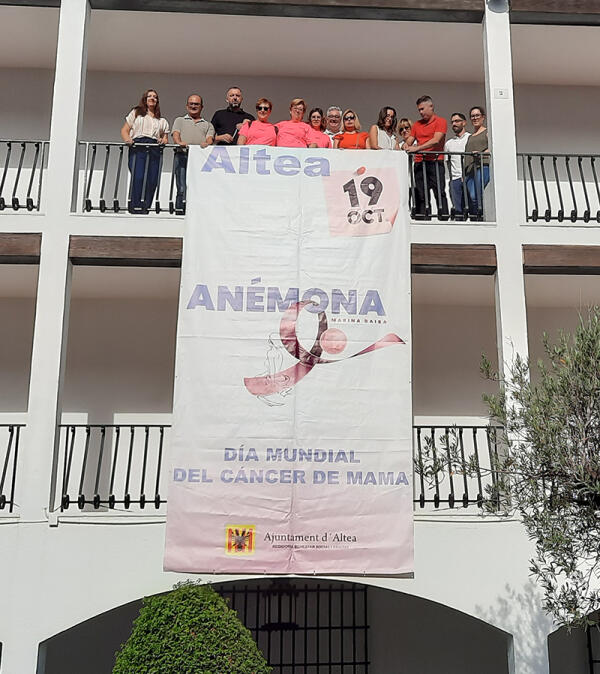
[54,422,500,515]
[75,142,494,222]
[519,153,600,224]
[77,141,182,215]
[0,424,23,514]
[0,141,49,212]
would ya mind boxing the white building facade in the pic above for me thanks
[0,0,599,671]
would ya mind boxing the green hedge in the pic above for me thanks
[113,582,271,674]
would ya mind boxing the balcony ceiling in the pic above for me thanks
[1,7,600,85]
[525,275,600,309]
[0,265,180,299]
[84,11,485,81]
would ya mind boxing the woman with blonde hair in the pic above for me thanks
[237,98,277,146]
[120,89,169,213]
[334,109,370,149]
[397,117,415,150]
[276,98,317,148]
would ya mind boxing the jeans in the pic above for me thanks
[449,177,466,216]
[174,150,188,213]
[128,136,160,213]
[412,160,449,219]
[466,165,490,217]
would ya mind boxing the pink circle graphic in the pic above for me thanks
[319,328,347,355]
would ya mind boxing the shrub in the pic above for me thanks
[113,582,271,673]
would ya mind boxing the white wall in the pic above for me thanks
[81,71,487,143]
[4,67,599,157]
[525,274,600,372]
[0,299,36,412]
[412,275,498,417]
[60,274,499,421]
[514,83,600,155]
[0,69,55,140]
[3,68,487,142]
[62,296,178,418]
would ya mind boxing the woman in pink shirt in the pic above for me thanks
[276,98,317,148]
[237,98,277,146]
[307,107,331,149]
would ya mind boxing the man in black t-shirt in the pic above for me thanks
[211,87,255,145]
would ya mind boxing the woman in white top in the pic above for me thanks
[120,89,169,213]
[369,106,397,150]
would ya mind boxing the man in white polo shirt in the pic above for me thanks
[444,112,470,218]
[172,94,215,213]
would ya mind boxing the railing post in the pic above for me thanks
[45,0,90,215]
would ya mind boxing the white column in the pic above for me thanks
[484,4,549,673]
[16,0,89,519]
[483,0,529,369]
[45,0,90,215]
[18,235,72,519]
[0,631,41,674]
[483,0,523,227]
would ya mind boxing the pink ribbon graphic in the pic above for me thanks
[244,301,404,397]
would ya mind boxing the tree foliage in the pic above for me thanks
[113,582,271,674]
[417,308,600,629]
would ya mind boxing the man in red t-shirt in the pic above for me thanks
[403,95,449,219]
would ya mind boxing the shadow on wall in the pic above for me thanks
[548,620,594,674]
[475,581,554,674]
[38,599,142,674]
[368,587,511,674]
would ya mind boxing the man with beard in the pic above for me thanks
[211,86,255,145]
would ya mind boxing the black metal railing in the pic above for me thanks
[408,150,491,222]
[79,141,183,215]
[0,140,48,212]
[56,422,497,514]
[519,153,600,223]
[414,425,501,509]
[0,425,23,513]
[56,424,167,511]
[215,580,369,673]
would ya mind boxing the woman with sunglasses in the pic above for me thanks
[464,105,490,217]
[307,107,331,149]
[333,109,370,150]
[276,98,317,148]
[397,118,415,150]
[120,88,170,213]
[237,98,277,146]
[368,106,397,150]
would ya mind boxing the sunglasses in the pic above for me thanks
[400,126,410,131]
[256,106,271,111]
[344,115,355,121]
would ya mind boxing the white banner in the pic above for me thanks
[165,145,413,574]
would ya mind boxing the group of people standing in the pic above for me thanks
[120,87,489,217]
[403,95,490,219]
